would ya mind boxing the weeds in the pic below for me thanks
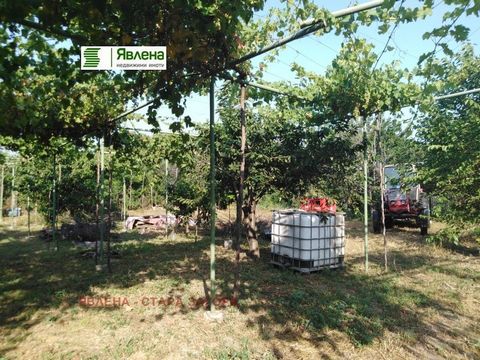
[427,227,460,247]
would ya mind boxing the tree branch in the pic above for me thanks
[15,19,87,42]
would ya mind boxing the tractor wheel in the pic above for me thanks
[372,210,381,234]
[420,226,428,236]
[385,216,394,229]
[419,209,430,236]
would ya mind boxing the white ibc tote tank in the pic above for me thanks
[271,210,345,272]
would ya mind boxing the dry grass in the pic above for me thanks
[0,214,479,360]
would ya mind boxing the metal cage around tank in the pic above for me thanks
[270,210,345,273]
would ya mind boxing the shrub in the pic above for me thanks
[426,227,460,247]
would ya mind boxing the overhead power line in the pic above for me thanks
[263,69,292,82]
[246,81,307,101]
[372,0,406,71]
[287,44,327,69]
[307,35,337,54]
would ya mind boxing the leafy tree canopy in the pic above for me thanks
[416,46,480,222]
[0,0,266,139]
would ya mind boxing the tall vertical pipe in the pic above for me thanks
[0,165,4,223]
[123,177,127,221]
[98,136,105,265]
[363,116,369,272]
[165,159,168,237]
[209,77,217,310]
[51,156,57,250]
[233,83,246,302]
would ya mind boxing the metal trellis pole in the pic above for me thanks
[95,141,100,265]
[230,0,385,67]
[123,177,127,221]
[98,136,105,266]
[209,77,217,311]
[0,165,4,223]
[363,116,369,272]
[11,165,16,230]
[165,158,168,238]
[27,185,31,236]
[433,87,480,100]
[52,155,57,250]
[107,139,113,273]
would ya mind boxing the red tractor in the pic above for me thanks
[373,165,430,235]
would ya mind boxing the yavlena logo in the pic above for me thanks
[81,46,167,70]
[83,48,101,68]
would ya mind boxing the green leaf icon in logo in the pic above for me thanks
[83,48,101,68]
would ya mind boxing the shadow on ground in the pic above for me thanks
[0,223,478,359]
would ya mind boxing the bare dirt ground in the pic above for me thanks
[0,212,479,359]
